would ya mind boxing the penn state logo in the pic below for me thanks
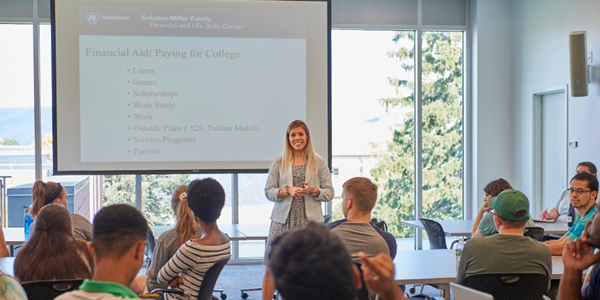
[87,12,100,25]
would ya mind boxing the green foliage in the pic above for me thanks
[102,174,190,226]
[371,31,464,238]
[0,138,20,145]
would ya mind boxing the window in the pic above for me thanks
[332,30,464,246]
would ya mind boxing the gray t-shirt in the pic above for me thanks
[146,227,201,292]
[327,220,396,262]
[457,234,552,291]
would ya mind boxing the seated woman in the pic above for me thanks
[14,204,93,282]
[472,178,534,237]
[146,185,201,292]
[29,180,93,241]
[157,178,230,300]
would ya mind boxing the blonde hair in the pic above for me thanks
[279,120,317,174]
[171,185,199,246]
[31,180,65,219]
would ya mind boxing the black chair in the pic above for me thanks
[462,273,548,300]
[419,218,448,249]
[153,258,229,300]
[21,279,84,300]
[145,228,156,265]
[524,227,545,242]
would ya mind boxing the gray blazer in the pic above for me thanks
[264,154,334,223]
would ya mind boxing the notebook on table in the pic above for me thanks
[450,282,494,300]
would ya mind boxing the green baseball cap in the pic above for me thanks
[488,189,530,221]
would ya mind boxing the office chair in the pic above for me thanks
[152,258,229,300]
[462,273,547,300]
[21,279,84,300]
[523,227,545,242]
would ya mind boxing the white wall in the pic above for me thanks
[512,0,600,212]
[468,0,515,218]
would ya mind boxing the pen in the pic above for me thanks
[541,208,548,221]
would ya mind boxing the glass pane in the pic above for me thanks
[331,30,415,240]
[238,173,270,259]
[40,24,53,179]
[420,31,464,221]
[0,25,36,191]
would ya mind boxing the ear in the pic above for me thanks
[134,240,146,260]
[592,191,598,201]
[346,197,354,209]
[87,242,95,257]
[492,214,502,228]
[353,264,362,289]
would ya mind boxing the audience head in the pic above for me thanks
[92,204,147,266]
[577,161,597,176]
[483,178,512,202]
[14,204,93,282]
[342,177,378,216]
[489,189,530,229]
[570,172,599,208]
[586,198,600,248]
[268,222,359,300]
[30,180,67,219]
[187,178,226,223]
[171,185,198,246]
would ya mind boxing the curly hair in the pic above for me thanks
[186,178,226,223]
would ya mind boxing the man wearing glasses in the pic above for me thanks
[544,172,599,255]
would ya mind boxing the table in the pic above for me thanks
[0,257,14,276]
[393,249,564,300]
[401,219,569,236]
[152,224,269,242]
[3,227,25,256]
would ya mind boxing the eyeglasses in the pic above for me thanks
[568,188,592,195]
[489,210,495,217]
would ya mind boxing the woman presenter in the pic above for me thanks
[261,120,334,300]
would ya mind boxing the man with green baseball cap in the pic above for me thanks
[457,189,552,291]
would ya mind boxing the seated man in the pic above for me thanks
[457,189,552,290]
[544,172,598,255]
[540,161,597,222]
[558,194,600,299]
[326,177,397,260]
[57,204,148,300]
[268,222,406,300]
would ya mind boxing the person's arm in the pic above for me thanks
[358,252,407,300]
[147,236,170,280]
[546,235,571,255]
[264,160,290,202]
[543,207,560,221]
[157,243,192,286]
[472,229,484,238]
[558,223,600,300]
[301,156,334,202]
[0,227,9,258]
[472,203,489,235]
[456,243,469,284]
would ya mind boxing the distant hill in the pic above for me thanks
[0,107,53,145]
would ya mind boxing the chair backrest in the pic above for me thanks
[197,258,230,300]
[354,263,370,300]
[145,227,156,263]
[419,218,447,249]
[461,273,547,300]
[21,279,84,300]
[523,227,545,242]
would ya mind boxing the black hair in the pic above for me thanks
[92,204,148,259]
[572,172,599,197]
[577,161,598,175]
[268,222,357,300]
[187,178,226,223]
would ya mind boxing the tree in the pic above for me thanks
[370,31,463,237]
[0,138,20,145]
[103,174,190,226]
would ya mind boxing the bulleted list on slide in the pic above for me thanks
[78,7,306,163]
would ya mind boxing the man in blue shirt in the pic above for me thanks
[558,172,600,300]
[545,172,598,255]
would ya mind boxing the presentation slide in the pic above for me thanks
[53,0,330,174]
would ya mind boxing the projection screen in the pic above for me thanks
[52,0,330,174]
